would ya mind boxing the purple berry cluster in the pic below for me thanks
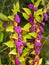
[28,4,38,11]
[14,14,22,65]
[28,4,48,63]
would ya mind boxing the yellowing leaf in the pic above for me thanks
[8,15,14,21]
[28,59,33,64]
[6,26,14,32]
[9,49,17,55]
[19,57,25,62]
[38,58,43,65]
[23,8,32,15]
[11,33,18,39]
[36,28,40,33]
[4,40,15,48]
[31,50,36,55]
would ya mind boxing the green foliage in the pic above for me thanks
[0,63,2,65]
[0,21,4,43]
[0,32,4,43]
[27,43,34,49]
[0,0,17,15]
[8,15,14,21]
[21,48,29,57]
[42,0,45,5]
[0,13,8,21]
[47,3,49,9]
[31,0,34,4]
[22,13,29,20]
[23,23,31,32]
[34,9,43,16]
[24,34,32,39]
[35,15,41,22]
[29,32,37,38]
[23,8,32,15]
[0,21,4,32]
[23,33,32,42]
[34,9,43,22]
[34,0,41,7]
[12,1,20,14]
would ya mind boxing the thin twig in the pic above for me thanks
[41,34,49,49]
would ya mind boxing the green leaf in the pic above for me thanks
[47,3,49,9]
[0,32,4,43]
[34,0,41,7]
[23,33,32,42]
[0,64,2,65]
[6,25,14,32]
[22,13,29,20]
[27,43,34,49]
[0,21,4,32]
[29,32,37,38]
[34,9,43,16]
[24,34,32,39]
[0,13,8,21]
[16,1,20,12]
[4,40,15,48]
[35,15,41,22]
[42,0,45,5]
[0,21,2,27]
[21,48,29,57]
[23,8,32,15]
[34,9,43,22]
[9,49,17,55]
[23,23,31,32]
[12,1,20,13]
[8,15,14,21]
[23,37,27,42]
[31,0,34,4]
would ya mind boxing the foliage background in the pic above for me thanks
[0,0,49,65]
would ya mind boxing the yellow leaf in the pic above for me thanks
[31,50,36,55]
[9,49,17,55]
[19,57,25,62]
[38,58,43,65]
